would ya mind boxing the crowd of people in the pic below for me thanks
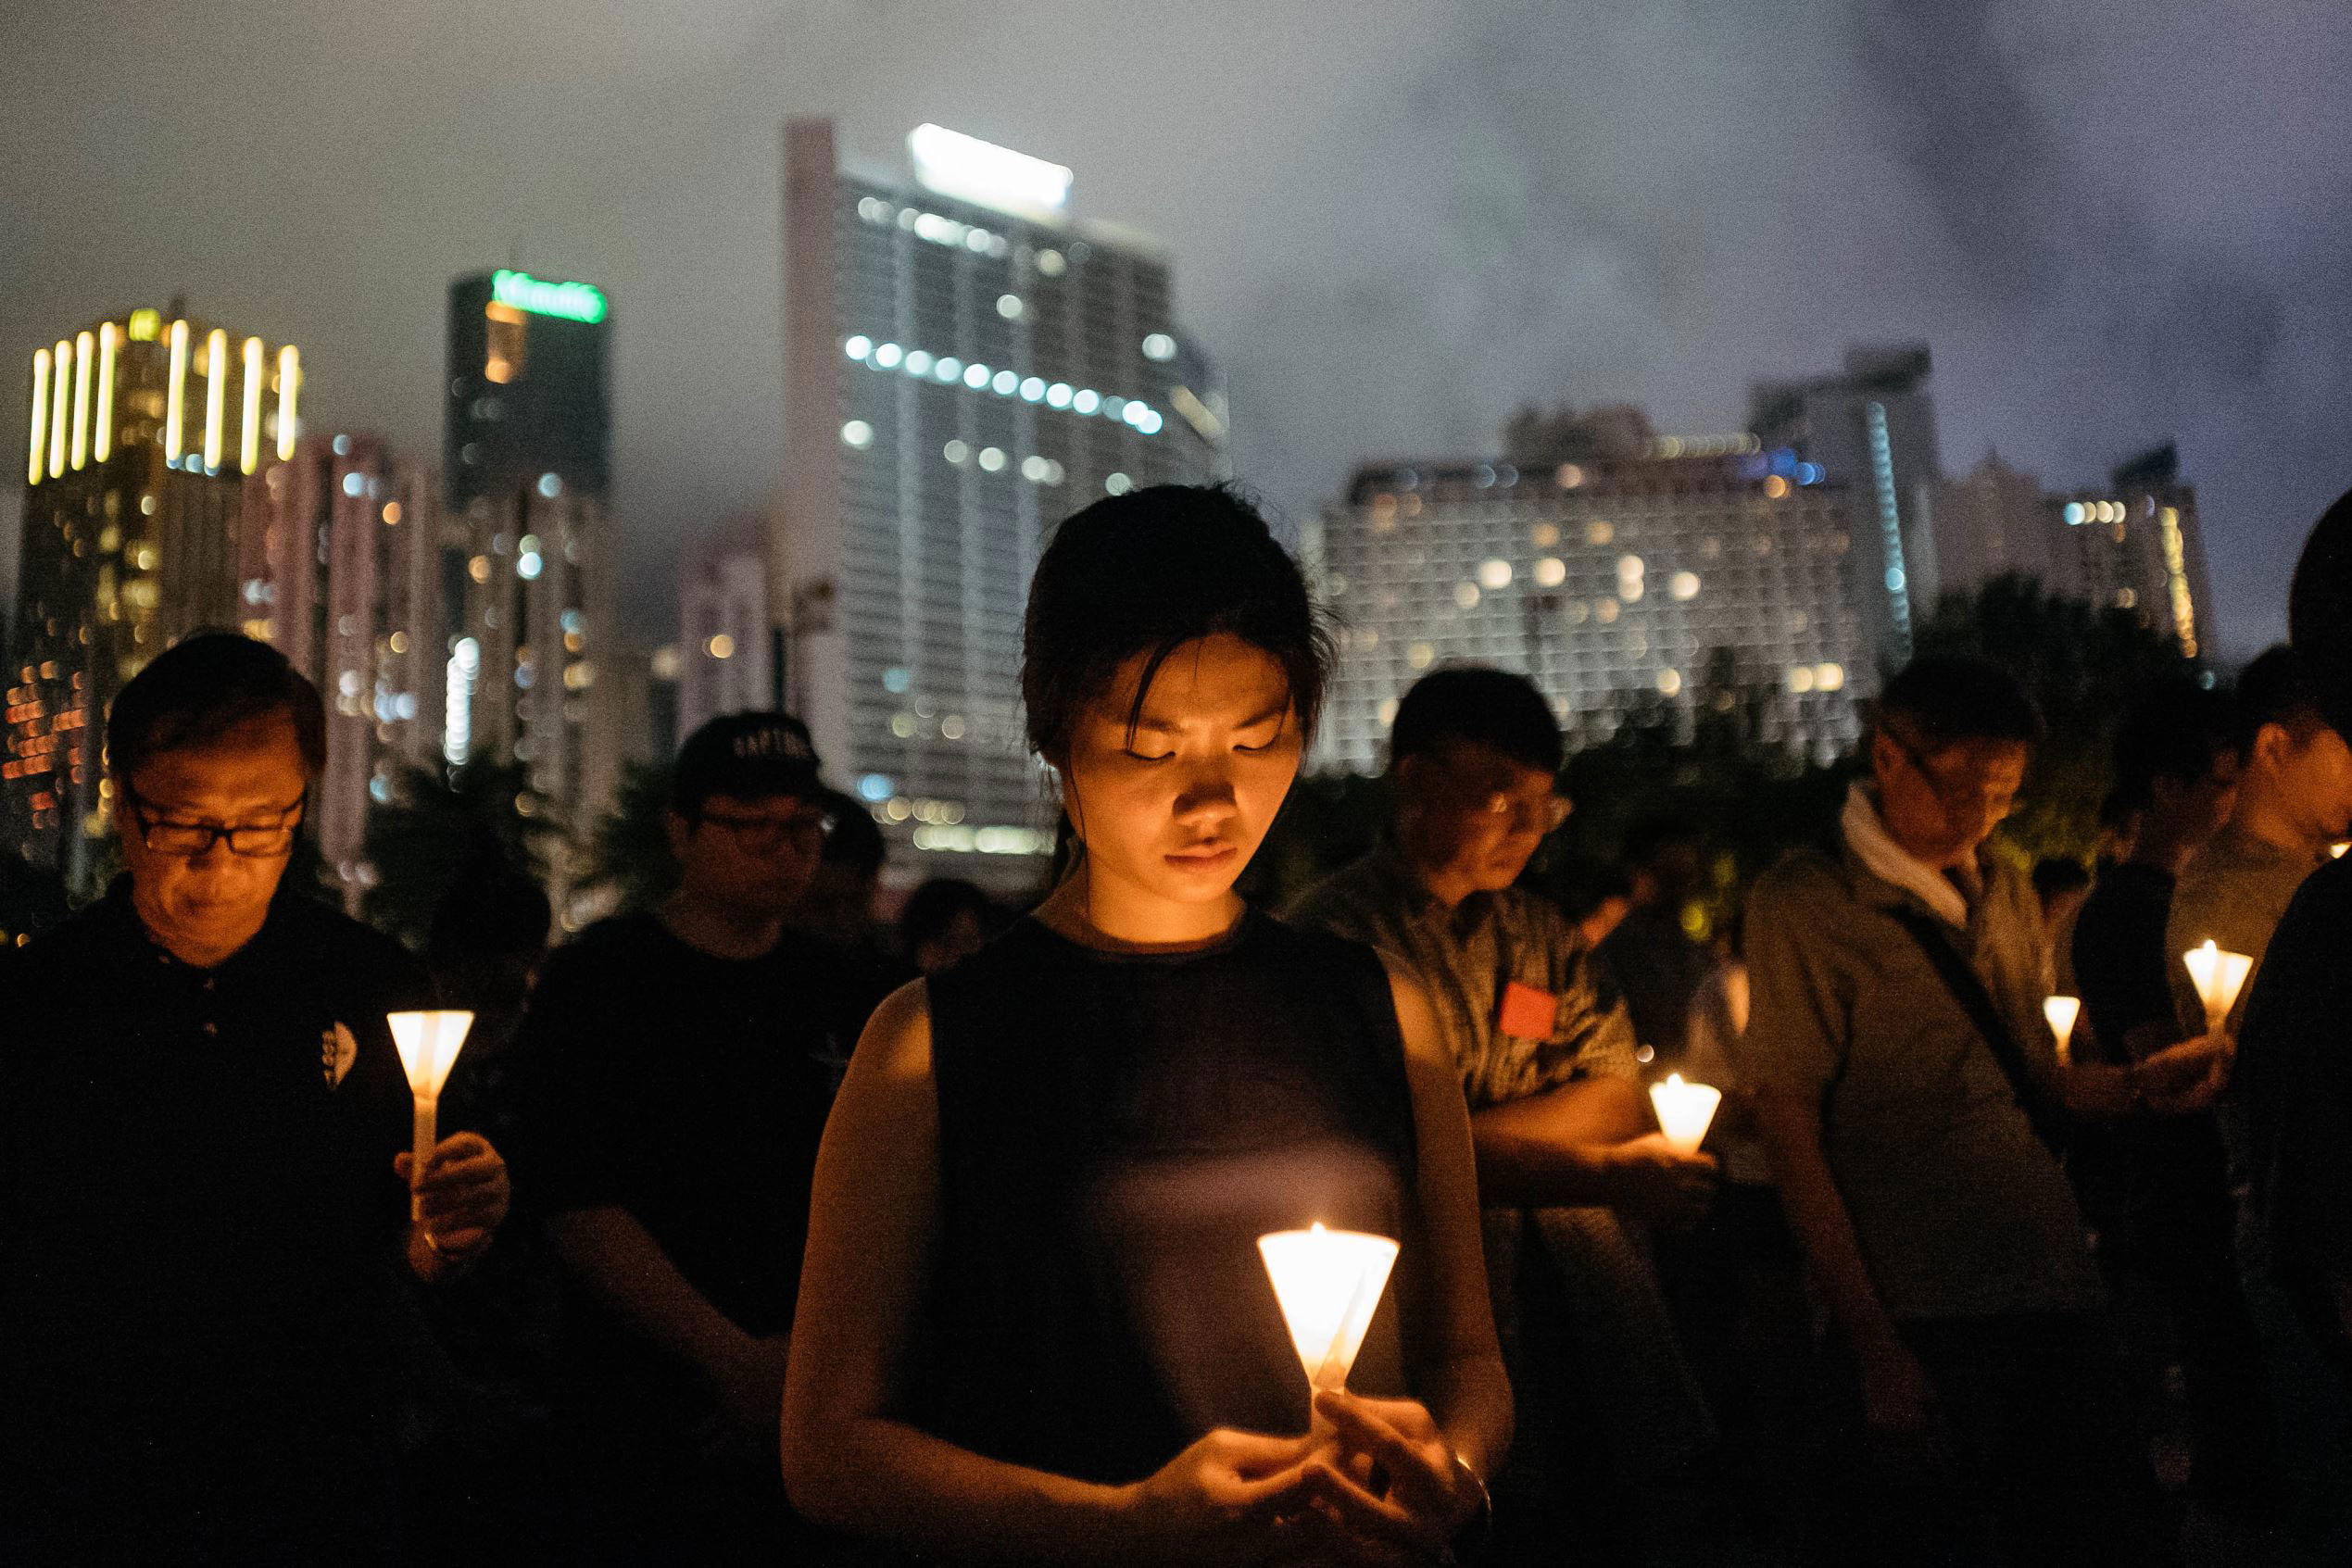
[6,480,2352,1566]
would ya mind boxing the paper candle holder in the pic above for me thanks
[1258,1223,1399,1400]
[2043,996,2080,1067]
[388,1010,473,1219]
[2181,941,2252,1033]
[1649,1073,1721,1156]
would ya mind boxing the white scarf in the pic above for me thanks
[1841,782,1970,930]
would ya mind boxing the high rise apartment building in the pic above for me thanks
[240,433,444,890]
[439,269,622,900]
[2050,445,2215,659]
[779,119,1226,884]
[1931,449,2053,593]
[1313,433,1870,775]
[8,304,301,890]
[1931,443,2216,659]
[1749,344,1943,670]
[676,516,775,743]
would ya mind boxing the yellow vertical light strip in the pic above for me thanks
[47,340,69,479]
[29,348,51,484]
[69,331,93,470]
[276,345,300,460]
[164,319,189,460]
[202,328,227,472]
[94,323,119,462]
[239,336,263,474]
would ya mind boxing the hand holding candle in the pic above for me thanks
[2044,996,2081,1069]
[1649,1073,1722,1156]
[388,1010,473,1220]
[2182,941,2253,1034]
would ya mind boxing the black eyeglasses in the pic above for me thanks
[126,788,308,858]
[697,807,835,851]
[1884,727,2022,823]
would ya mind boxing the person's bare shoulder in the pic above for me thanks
[852,976,936,1082]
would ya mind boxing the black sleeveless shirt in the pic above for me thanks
[914,908,1425,1487]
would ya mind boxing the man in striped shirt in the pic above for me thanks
[1289,666,1717,1561]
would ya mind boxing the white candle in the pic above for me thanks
[2043,996,2080,1069]
[1258,1223,1400,1403]
[2181,941,2253,1034]
[1649,1073,1722,1156]
[388,1010,473,1220]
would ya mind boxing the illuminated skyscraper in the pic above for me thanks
[1748,344,1943,670]
[779,119,1226,884]
[439,269,622,917]
[7,304,300,889]
[1313,427,1870,774]
[2049,445,2215,659]
[446,269,611,509]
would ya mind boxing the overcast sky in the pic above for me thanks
[5,0,2347,659]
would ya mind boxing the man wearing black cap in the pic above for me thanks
[516,711,879,1562]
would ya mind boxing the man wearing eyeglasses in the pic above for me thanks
[1289,666,1718,1562]
[1735,654,2180,1563]
[0,633,510,1565]
[515,710,878,1563]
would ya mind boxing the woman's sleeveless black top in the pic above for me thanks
[913,908,1424,1486]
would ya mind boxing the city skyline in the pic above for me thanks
[6,3,2349,668]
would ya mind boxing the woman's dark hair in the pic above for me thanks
[1021,483,1330,761]
[107,631,326,784]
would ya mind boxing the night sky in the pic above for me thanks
[5,0,2347,661]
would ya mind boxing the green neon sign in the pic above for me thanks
[491,269,608,324]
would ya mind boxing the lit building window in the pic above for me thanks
[1105,472,1133,495]
[1453,583,1480,609]
[706,633,736,659]
[1141,332,1176,362]
[844,334,873,359]
[1669,571,1702,600]
[976,446,1006,471]
[997,295,1025,320]
[1533,558,1566,588]
[1478,558,1513,590]
[841,420,874,449]
[1657,668,1682,696]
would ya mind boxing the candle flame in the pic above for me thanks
[1258,1226,1398,1396]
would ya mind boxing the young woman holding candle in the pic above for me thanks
[783,485,1510,1565]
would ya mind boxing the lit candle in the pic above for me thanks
[2181,941,2253,1034]
[388,1010,473,1220]
[1258,1223,1400,1419]
[2044,996,2080,1070]
[1649,1073,1722,1156]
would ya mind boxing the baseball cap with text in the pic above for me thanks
[673,711,824,815]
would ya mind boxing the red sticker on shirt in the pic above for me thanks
[1499,980,1557,1040]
